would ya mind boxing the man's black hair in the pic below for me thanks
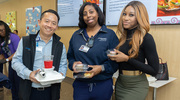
[40,9,60,22]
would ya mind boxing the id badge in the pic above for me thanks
[36,46,43,52]
[79,45,89,53]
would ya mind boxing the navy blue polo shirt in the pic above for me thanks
[67,25,119,82]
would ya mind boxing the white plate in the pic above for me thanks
[35,69,65,86]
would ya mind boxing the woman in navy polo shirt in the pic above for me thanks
[67,2,119,100]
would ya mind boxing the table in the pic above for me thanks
[147,77,176,100]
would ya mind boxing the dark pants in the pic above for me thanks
[73,79,113,100]
[0,64,3,73]
[8,62,20,100]
[30,87,51,100]
[0,64,3,88]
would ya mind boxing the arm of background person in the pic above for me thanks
[6,53,14,61]
[0,54,5,60]
[7,33,20,61]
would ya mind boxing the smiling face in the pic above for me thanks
[122,6,138,30]
[0,25,6,37]
[83,5,99,28]
[38,12,58,37]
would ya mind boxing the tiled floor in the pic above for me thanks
[0,77,115,100]
[60,77,74,100]
[0,87,12,100]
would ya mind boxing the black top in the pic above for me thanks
[119,28,159,76]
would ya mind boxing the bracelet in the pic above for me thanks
[101,65,105,72]
[6,58,9,62]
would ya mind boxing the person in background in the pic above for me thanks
[12,9,67,100]
[67,2,119,100]
[0,55,4,91]
[108,1,159,100]
[13,30,18,35]
[0,20,20,100]
[13,30,21,39]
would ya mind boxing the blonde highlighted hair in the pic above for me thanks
[116,1,150,58]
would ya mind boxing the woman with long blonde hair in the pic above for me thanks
[108,1,159,100]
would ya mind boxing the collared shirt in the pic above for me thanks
[67,25,119,82]
[12,34,67,88]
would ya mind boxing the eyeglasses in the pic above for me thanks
[0,29,5,32]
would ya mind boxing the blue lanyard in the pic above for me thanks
[36,37,40,47]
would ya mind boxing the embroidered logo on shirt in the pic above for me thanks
[98,37,107,41]
[25,47,31,51]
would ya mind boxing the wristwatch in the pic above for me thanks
[101,65,105,72]
[6,58,9,62]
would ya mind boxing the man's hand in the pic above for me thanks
[29,69,40,83]
[0,59,7,64]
